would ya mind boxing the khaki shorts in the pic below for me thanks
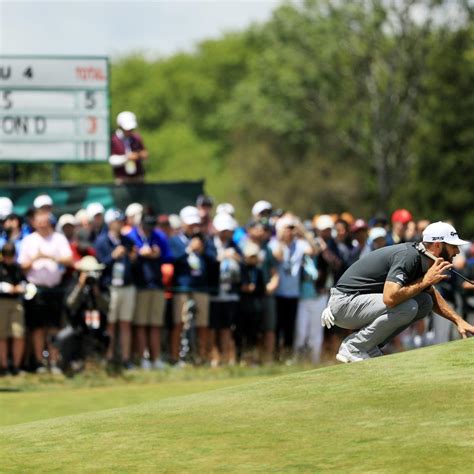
[173,292,209,327]
[108,286,136,324]
[134,289,166,326]
[0,298,25,339]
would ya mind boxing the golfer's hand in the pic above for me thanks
[423,258,453,286]
[321,306,335,329]
[456,320,474,339]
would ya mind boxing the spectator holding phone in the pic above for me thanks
[95,209,137,368]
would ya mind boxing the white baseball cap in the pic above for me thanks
[369,227,387,241]
[33,194,53,209]
[243,241,261,258]
[179,206,201,226]
[75,208,89,224]
[315,214,334,231]
[213,213,237,232]
[86,202,105,219]
[116,111,138,131]
[251,200,272,217]
[216,203,235,216]
[422,221,469,247]
[104,208,125,225]
[125,202,143,217]
[57,213,78,231]
[276,215,298,234]
[75,256,105,272]
[0,197,13,219]
[168,214,182,230]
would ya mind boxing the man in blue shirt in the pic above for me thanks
[95,209,137,368]
[126,214,172,369]
[169,206,217,364]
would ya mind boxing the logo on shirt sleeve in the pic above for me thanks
[395,273,406,283]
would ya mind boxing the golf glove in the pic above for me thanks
[321,306,335,329]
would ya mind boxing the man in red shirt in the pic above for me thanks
[109,111,148,185]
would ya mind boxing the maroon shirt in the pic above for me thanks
[111,130,146,180]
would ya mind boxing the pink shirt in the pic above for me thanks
[18,231,73,287]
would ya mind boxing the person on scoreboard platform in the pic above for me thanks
[109,111,148,185]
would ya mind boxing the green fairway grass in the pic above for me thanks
[1,340,473,472]
[0,364,308,427]
[0,377,276,427]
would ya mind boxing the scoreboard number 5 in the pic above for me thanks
[85,91,96,109]
[1,91,12,109]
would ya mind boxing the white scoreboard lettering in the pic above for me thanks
[0,56,109,163]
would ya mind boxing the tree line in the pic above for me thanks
[4,0,474,234]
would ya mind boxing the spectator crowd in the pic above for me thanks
[0,192,473,376]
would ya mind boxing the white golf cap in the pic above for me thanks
[86,202,105,219]
[0,197,13,219]
[369,227,387,241]
[33,194,53,209]
[57,213,77,230]
[243,241,261,258]
[75,256,105,272]
[213,213,237,232]
[315,214,334,231]
[168,214,182,230]
[422,221,470,247]
[75,208,89,224]
[104,208,125,225]
[125,202,143,217]
[179,206,201,226]
[252,200,272,217]
[276,215,298,234]
[216,203,235,216]
[116,111,138,131]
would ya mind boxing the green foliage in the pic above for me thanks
[408,24,474,234]
[3,0,472,234]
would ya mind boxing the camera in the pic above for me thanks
[85,270,101,286]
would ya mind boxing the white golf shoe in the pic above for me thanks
[336,343,370,363]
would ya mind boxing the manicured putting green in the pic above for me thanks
[1,340,472,472]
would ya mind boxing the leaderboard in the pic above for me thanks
[0,56,110,163]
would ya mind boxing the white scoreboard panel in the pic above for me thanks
[0,56,110,163]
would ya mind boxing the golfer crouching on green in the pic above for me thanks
[322,221,474,363]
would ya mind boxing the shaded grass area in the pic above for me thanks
[1,340,473,473]
[0,377,274,427]
[0,363,313,426]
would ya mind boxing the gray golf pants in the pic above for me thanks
[328,288,434,353]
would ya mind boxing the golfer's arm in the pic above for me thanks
[383,279,430,308]
[425,286,463,325]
